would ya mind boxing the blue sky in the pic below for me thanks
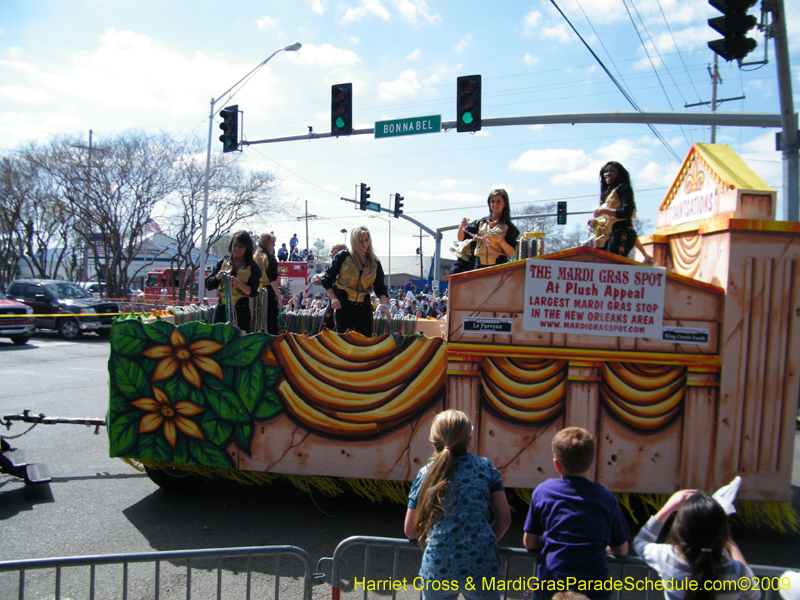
[1,0,798,260]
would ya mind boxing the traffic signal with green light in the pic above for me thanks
[456,75,482,133]
[219,105,239,153]
[557,201,567,225]
[331,83,353,136]
[394,193,404,218]
[359,183,370,211]
[708,0,757,62]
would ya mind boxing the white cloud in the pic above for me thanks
[408,190,485,203]
[439,179,457,189]
[422,64,458,86]
[391,0,440,26]
[523,53,540,66]
[256,16,279,30]
[307,0,327,15]
[0,85,50,103]
[289,43,361,69]
[349,36,361,44]
[453,34,472,53]
[340,0,392,24]
[510,148,590,173]
[522,10,542,37]
[541,23,572,43]
[378,70,421,101]
[406,49,421,60]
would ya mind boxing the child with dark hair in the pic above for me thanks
[523,427,629,600]
[633,490,759,600]
[405,409,512,600]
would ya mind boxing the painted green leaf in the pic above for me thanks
[263,366,281,388]
[164,376,191,404]
[108,410,140,456]
[204,378,251,423]
[143,319,173,344]
[235,424,254,455]
[110,354,151,400]
[173,437,190,464]
[189,387,206,408]
[189,440,234,468]
[138,432,173,462]
[110,320,148,355]
[252,388,283,420]
[237,365,264,414]
[200,411,234,447]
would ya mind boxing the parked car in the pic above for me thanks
[78,281,106,298]
[6,279,119,340]
[0,291,36,345]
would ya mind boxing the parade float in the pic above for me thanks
[104,143,799,524]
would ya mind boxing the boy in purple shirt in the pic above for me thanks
[523,427,629,599]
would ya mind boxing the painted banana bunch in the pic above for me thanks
[601,362,686,430]
[270,331,446,438]
[481,357,567,423]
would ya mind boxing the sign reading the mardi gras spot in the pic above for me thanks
[522,259,666,339]
[671,188,717,226]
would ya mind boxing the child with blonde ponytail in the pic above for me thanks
[404,409,511,600]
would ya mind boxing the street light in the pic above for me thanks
[340,228,348,244]
[198,42,301,301]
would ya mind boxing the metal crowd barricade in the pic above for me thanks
[0,545,314,600]
[322,535,792,600]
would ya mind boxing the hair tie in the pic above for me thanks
[443,446,451,451]
[700,548,713,553]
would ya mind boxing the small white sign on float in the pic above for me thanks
[522,259,667,339]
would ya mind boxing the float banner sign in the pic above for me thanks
[522,259,666,339]
[375,115,441,139]
[670,188,717,226]
[464,317,513,334]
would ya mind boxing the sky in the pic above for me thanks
[2,0,798,266]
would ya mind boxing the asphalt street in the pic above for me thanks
[1,333,798,599]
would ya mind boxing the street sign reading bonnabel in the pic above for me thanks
[375,115,442,139]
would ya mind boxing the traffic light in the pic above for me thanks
[331,83,353,136]
[394,193,404,219]
[219,105,239,153]
[359,183,370,211]
[557,201,567,225]
[456,75,482,133]
[708,0,757,62]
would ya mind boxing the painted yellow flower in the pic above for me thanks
[132,387,205,447]
[143,329,223,388]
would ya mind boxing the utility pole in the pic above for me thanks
[296,200,318,255]
[685,54,745,143]
[417,229,425,280]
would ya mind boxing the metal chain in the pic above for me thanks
[0,421,38,440]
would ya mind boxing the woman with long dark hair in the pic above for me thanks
[593,161,639,257]
[205,231,261,333]
[321,226,389,337]
[404,409,511,599]
[634,490,759,600]
[254,232,281,335]
[453,189,520,273]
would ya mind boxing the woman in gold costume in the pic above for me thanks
[456,189,520,271]
[593,162,639,258]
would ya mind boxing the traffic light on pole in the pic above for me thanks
[456,75,482,133]
[394,193,404,218]
[219,105,239,153]
[707,0,757,62]
[557,201,567,225]
[359,183,370,211]
[331,83,353,136]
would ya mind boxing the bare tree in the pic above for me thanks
[164,137,283,300]
[0,149,73,287]
[39,131,177,298]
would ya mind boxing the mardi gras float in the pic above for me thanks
[107,144,799,525]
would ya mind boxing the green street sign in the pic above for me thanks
[375,115,441,139]
[366,201,380,212]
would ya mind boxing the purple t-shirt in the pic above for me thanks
[523,476,629,598]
